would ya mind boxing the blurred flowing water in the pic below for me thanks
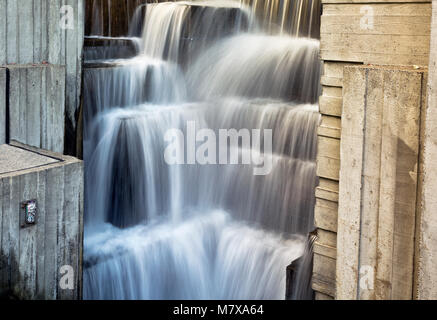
[83,0,321,300]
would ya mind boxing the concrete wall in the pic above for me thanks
[6,64,66,154]
[338,65,427,300]
[0,68,5,145]
[0,141,83,300]
[313,0,432,299]
[0,0,84,155]
[416,0,437,300]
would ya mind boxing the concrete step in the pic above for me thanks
[84,36,141,61]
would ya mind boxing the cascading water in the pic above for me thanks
[83,0,321,300]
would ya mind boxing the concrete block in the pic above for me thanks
[316,136,340,181]
[316,178,339,203]
[0,141,83,300]
[319,95,342,117]
[320,76,342,87]
[314,253,336,280]
[322,86,342,98]
[318,115,341,139]
[315,198,338,232]
[318,178,339,194]
[315,292,334,300]
[0,0,84,155]
[323,61,363,84]
[312,253,336,297]
[337,65,427,300]
[316,178,339,204]
[314,230,337,259]
[6,64,65,153]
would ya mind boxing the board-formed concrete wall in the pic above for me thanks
[0,68,5,145]
[313,0,432,300]
[0,141,83,300]
[338,65,427,300]
[416,0,437,300]
[0,0,84,155]
[6,64,66,154]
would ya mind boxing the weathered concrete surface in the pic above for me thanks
[0,68,5,145]
[314,0,432,300]
[337,65,427,300]
[6,64,65,154]
[0,145,59,173]
[312,229,337,297]
[0,141,83,300]
[321,1,432,66]
[416,0,437,300]
[0,0,84,155]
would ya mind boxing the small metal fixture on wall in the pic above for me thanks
[21,200,37,227]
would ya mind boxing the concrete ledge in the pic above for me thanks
[84,37,139,61]
[318,115,341,139]
[316,178,339,203]
[0,141,83,299]
[312,253,336,297]
[319,96,342,117]
[315,198,338,233]
[315,292,334,300]
[316,136,340,181]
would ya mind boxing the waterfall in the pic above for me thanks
[86,0,320,38]
[240,0,321,38]
[187,35,320,102]
[83,0,321,300]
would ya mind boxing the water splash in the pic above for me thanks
[84,211,306,300]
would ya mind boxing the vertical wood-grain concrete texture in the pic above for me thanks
[0,0,84,155]
[416,0,437,300]
[0,141,83,300]
[314,0,432,299]
[7,64,65,153]
[337,65,427,300]
[0,68,5,145]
